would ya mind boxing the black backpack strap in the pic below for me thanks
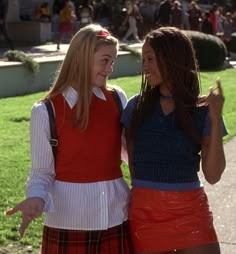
[44,98,58,161]
[109,87,124,133]
[110,88,123,115]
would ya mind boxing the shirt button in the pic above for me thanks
[101,191,105,195]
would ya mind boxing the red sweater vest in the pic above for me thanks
[51,88,122,183]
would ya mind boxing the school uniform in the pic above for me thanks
[28,86,132,254]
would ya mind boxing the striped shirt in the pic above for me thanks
[27,86,130,230]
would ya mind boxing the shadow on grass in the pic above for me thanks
[9,117,30,122]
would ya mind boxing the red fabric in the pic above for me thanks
[51,88,122,183]
[209,12,217,34]
[129,187,218,252]
[41,222,133,254]
[59,22,73,33]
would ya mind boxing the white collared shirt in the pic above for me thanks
[27,86,130,230]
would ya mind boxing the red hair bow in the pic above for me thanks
[96,30,110,38]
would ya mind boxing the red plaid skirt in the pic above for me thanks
[41,221,133,254]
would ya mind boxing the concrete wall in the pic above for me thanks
[0,52,141,98]
[7,21,52,43]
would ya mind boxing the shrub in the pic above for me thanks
[185,30,227,70]
[3,50,40,74]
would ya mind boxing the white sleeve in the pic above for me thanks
[27,102,55,212]
[111,85,128,109]
[111,86,129,164]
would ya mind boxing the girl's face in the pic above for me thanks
[142,41,163,87]
[92,45,117,87]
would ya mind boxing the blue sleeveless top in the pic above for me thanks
[121,94,227,191]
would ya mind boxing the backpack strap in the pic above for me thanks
[44,98,58,161]
[109,87,124,133]
[109,88,123,115]
[44,88,123,161]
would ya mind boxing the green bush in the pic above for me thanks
[4,50,40,74]
[185,30,227,70]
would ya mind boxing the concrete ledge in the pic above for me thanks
[0,51,141,98]
[7,21,52,43]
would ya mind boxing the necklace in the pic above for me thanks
[160,94,173,100]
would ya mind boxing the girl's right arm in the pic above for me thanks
[5,102,56,236]
[201,80,226,184]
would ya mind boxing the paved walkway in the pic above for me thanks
[0,43,235,253]
[0,43,236,67]
[200,137,236,253]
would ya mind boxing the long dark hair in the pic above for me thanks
[130,26,202,142]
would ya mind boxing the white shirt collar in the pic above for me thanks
[62,86,107,109]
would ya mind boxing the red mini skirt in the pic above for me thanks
[59,22,73,33]
[129,187,218,252]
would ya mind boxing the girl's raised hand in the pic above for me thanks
[205,78,224,122]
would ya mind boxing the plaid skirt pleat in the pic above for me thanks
[41,221,133,254]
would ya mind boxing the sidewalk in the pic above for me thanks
[200,137,236,253]
[0,43,236,67]
[0,43,68,61]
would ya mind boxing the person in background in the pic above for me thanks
[121,26,227,254]
[78,0,93,28]
[232,11,236,32]
[201,11,213,34]
[35,2,51,22]
[188,1,202,31]
[122,0,143,43]
[223,12,233,58]
[5,24,132,254]
[94,0,112,28]
[39,2,51,22]
[56,0,77,50]
[209,3,218,35]
[154,0,172,27]
[170,0,183,29]
[0,0,14,50]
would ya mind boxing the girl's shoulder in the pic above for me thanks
[124,94,140,112]
[127,93,140,105]
[106,84,126,96]
[106,84,127,108]
[121,94,139,128]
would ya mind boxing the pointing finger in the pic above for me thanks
[216,77,223,95]
[5,205,22,216]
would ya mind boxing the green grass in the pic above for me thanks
[0,68,235,249]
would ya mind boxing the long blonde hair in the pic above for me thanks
[44,24,118,131]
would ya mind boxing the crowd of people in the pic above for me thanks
[1,0,235,52]
[48,0,236,51]
[154,0,236,54]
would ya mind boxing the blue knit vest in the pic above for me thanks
[132,99,208,183]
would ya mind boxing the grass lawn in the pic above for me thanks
[0,68,235,249]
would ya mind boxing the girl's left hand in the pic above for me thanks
[205,78,224,122]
